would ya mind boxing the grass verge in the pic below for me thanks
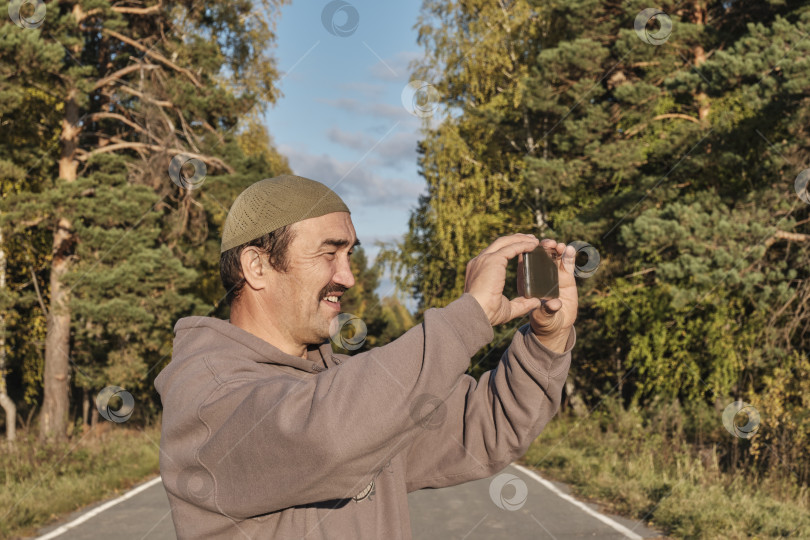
[521,399,810,539]
[0,424,161,540]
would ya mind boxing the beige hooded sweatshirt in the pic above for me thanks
[155,293,575,539]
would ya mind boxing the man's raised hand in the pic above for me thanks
[522,239,579,347]
[464,234,544,326]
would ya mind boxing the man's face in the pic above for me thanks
[264,212,358,346]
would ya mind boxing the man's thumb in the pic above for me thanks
[510,296,542,318]
[541,298,562,315]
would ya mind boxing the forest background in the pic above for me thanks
[1,0,809,538]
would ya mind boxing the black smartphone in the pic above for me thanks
[523,246,559,299]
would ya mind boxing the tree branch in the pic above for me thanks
[86,112,151,139]
[29,265,48,318]
[76,142,235,173]
[624,113,701,137]
[102,29,202,88]
[111,1,163,15]
[117,85,173,107]
[93,64,160,91]
[202,121,226,146]
[792,216,810,227]
[654,113,701,124]
[19,216,47,228]
[176,110,201,153]
[624,267,656,278]
[764,230,810,248]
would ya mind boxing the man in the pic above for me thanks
[156,174,578,539]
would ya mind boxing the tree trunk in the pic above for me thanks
[692,4,711,123]
[564,379,588,417]
[82,387,90,427]
[0,393,15,443]
[40,88,80,441]
[0,224,17,443]
[39,222,73,441]
[90,394,99,428]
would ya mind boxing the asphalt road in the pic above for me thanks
[33,464,664,539]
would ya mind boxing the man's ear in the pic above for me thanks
[240,247,269,293]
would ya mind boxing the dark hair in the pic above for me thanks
[219,225,296,307]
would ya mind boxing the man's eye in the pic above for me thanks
[324,252,337,257]
[348,251,354,257]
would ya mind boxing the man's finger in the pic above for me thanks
[509,296,541,319]
[479,234,538,256]
[539,238,558,259]
[560,244,576,274]
[492,239,542,262]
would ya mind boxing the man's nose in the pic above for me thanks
[333,255,355,289]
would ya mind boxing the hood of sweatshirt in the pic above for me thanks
[158,316,340,385]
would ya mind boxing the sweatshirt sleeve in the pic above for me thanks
[403,321,575,492]
[194,293,494,519]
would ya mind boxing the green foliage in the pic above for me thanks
[380,0,542,313]
[0,0,291,426]
[748,350,810,486]
[523,399,810,539]
[383,1,810,516]
[3,154,201,397]
[0,426,161,539]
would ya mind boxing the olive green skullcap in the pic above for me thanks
[220,174,350,253]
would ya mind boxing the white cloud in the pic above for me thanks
[326,127,368,150]
[337,81,387,99]
[319,97,413,122]
[368,51,422,82]
[279,144,424,208]
[326,127,418,168]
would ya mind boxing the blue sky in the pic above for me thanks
[262,0,430,303]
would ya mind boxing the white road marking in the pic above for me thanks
[511,464,644,540]
[36,466,644,539]
[35,476,164,540]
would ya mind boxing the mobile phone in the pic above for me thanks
[523,246,559,299]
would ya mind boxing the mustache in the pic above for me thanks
[319,283,348,298]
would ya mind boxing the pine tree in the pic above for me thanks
[0,81,61,440]
[389,0,810,415]
[0,0,288,439]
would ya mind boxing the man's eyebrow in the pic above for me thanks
[319,238,361,249]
